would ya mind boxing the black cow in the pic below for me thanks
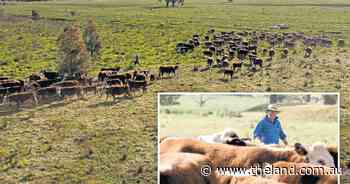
[42,71,60,80]
[106,79,123,86]
[134,74,146,81]
[207,57,214,68]
[127,80,147,94]
[29,74,42,81]
[150,74,156,81]
[223,69,234,80]
[0,76,9,81]
[253,58,263,68]
[269,49,276,58]
[159,66,178,78]
[36,79,60,88]
[105,85,130,101]
[237,48,249,60]
[232,61,243,71]
[100,67,121,72]
[203,50,213,57]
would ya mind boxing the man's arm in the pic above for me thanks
[278,122,288,145]
[253,121,263,141]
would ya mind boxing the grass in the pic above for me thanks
[0,0,349,183]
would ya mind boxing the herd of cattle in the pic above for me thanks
[176,29,345,79]
[0,66,180,108]
[159,129,348,184]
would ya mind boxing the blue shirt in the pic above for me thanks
[253,116,287,144]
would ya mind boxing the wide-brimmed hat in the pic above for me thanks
[266,104,281,112]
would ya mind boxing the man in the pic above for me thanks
[253,104,288,145]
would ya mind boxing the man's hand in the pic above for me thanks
[282,139,288,146]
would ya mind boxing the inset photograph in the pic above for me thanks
[158,93,340,184]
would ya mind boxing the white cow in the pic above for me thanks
[197,128,239,144]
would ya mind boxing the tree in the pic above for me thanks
[83,19,101,57]
[160,95,181,106]
[57,24,89,76]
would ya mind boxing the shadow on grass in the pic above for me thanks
[0,98,83,116]
[87,96,132,108]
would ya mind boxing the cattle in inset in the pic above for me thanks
[160,138,335,169]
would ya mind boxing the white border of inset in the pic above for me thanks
[157,92,340,184]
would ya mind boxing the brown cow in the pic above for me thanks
[160,138,330,170]
[218,175,286,184]
[160,152,286,184]
[160,152,216,184]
